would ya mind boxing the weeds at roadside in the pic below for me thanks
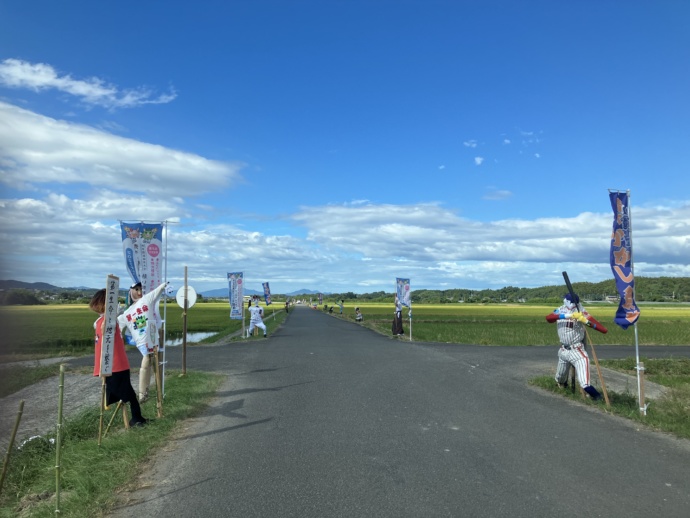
[0,364,64,399]
[530,358,690,441]
[0,370,223,518]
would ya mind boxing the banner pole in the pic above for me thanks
[162,220,168,398]
[182,266,188,376]
[626,191,646,415]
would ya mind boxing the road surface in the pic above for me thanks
[98,305,690,517]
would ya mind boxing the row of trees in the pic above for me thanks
[292,277,690,304]
[2,277,688,306]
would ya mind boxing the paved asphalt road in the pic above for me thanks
[91,306,690,518]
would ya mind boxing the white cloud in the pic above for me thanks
[2,194,689,293]
[483,189,513,200]
[0,101,243,196]
[0,58,176,109]
[463,140,477,148]
[0,100,688,294]
[474,156,484,166]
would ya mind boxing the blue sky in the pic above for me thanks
[1,0,689,295]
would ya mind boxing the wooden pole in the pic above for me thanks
[0,400,24,496]
[55,365,65,514]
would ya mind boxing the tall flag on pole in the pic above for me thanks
[262,282,272,305]
[228,272,244,320]
[609,191,640,329]
[120,222,164,295]
[396,278,411,307]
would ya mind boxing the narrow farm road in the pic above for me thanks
[106,306,690,518]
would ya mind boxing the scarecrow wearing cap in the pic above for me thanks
[545,293,608,400]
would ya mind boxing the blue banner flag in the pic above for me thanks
[609,192,640,329]
[262,282,272,305]
[228,272,244,320]
[396,278,411,308]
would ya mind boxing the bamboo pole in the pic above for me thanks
[55,365,65,514]
[98,377,106,446]
[153,350,164,418]
[0,400,24,496]
[584,328,610,408]
[103,401,123,438]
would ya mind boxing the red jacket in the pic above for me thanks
[93,315,130,376]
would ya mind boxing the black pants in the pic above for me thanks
[392,312,404,335]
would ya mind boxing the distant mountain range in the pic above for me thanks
[199,287,328,298]
[0,280,328,298]
[0,280,63,291]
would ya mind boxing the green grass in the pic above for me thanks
[338,303,690,346]
[0,364,64,398]
[0,303,286,361]
[530,357,690,439]
[0,370,224,518]
[0,309,286,399]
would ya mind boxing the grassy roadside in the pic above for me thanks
[529,358,690,440]
[0,364,64,399]
[0,309,288,398]
[0,370,224,518]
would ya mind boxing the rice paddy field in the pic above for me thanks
[336,302,690,346]
[1,302,689,361]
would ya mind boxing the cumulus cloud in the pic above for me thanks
[474,157,484,166]
[0,58,176,109]
[463,140,477,148]
[291,202,690,269]
[0,101,243,196]
[2,194,689,292]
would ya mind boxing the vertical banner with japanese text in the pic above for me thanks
[228,272,244,320]
[100,275,120,376]
[262,282,272,305]
[318,293,323,305]
[396,278,411,308]
[609,191,640,329]
[120,222,164,295]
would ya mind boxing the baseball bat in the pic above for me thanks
[561,271,610,407]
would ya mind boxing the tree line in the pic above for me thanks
[2,276,688,306]
[295,277,690,304]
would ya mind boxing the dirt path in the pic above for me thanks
[0,365,124,452]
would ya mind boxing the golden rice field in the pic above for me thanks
[1,302,688,360]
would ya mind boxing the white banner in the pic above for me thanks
[100,275,120,376]
[228,272,244,320]
[120,222,164,295]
